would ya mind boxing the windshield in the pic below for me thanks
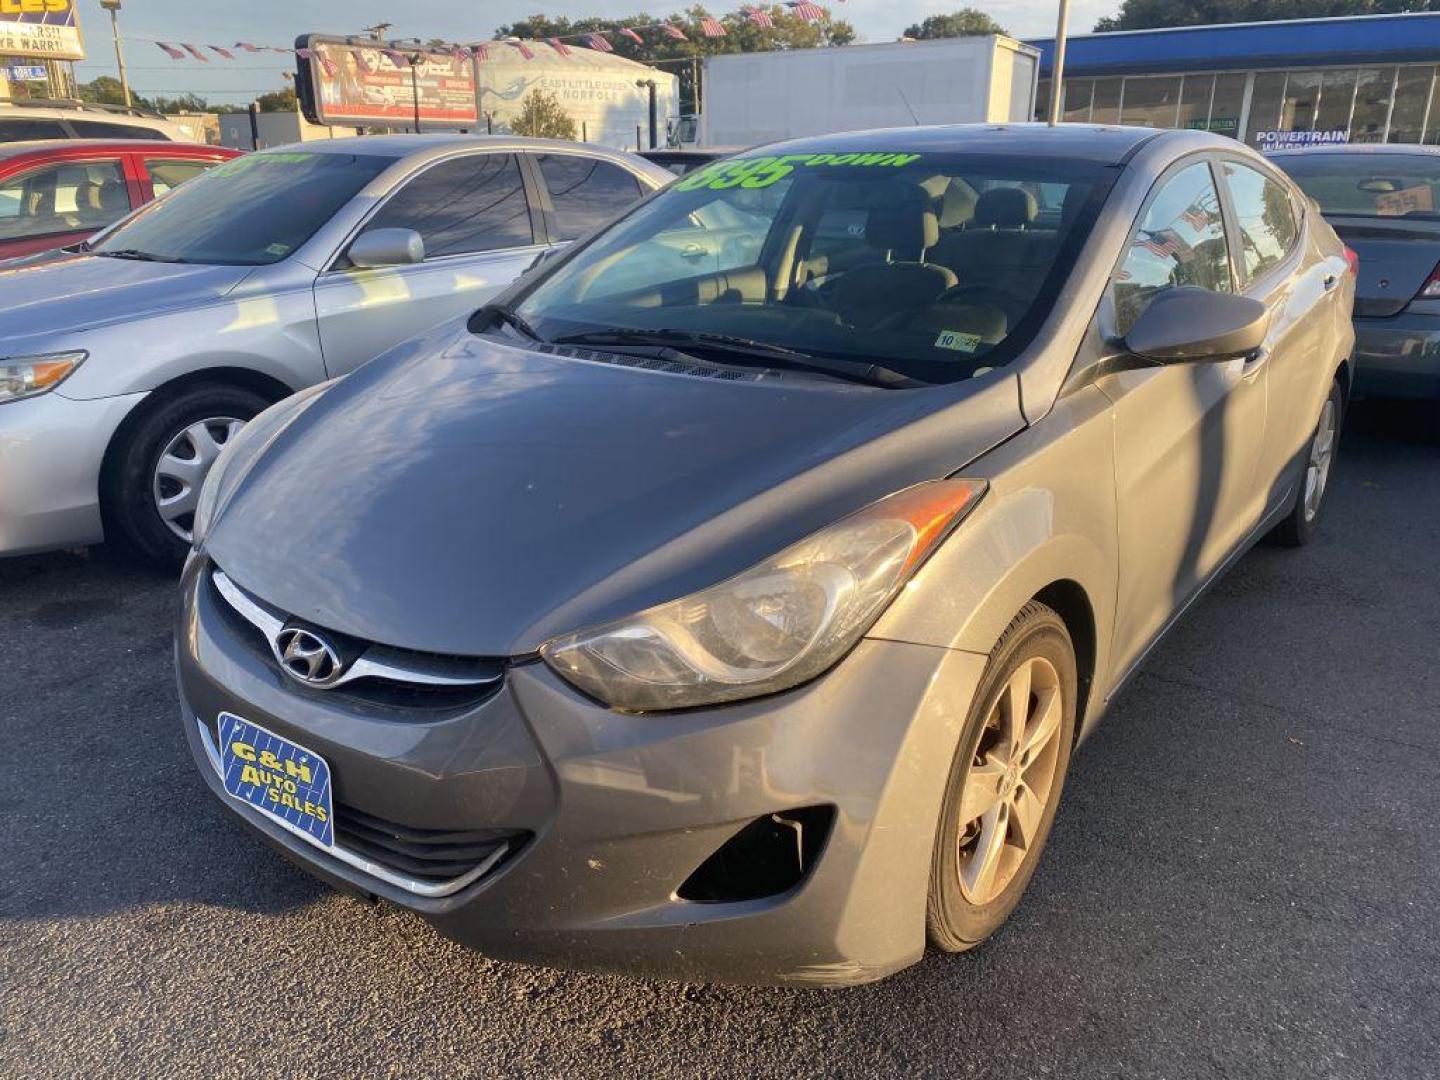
[1282,153,1440,219]
[514,150,1114,384]
[92,151,391,265]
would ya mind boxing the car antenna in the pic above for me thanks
[895,86,920,125]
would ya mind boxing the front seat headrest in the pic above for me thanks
[938,180,978,229]
[866,199,940,256]
[975,187,1037,229]
[97,180,130,216]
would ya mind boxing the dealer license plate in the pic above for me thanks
[217,712,334,848]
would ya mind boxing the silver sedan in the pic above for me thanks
[0,134,669,561]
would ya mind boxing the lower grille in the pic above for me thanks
[334,803,529,883]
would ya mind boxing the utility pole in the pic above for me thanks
[1047,0,1070,125]
[98,0,133,107]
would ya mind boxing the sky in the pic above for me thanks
[70,0,1119,105]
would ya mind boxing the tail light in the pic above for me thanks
[1343,246,1360,278]
[1417,260,1440,300]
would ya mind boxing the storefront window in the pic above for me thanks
[1389,66,1433,144]
[1061,78,1094,123]
[1177,74,1214,131]
[1121,75,1182,128]
[1092,77,1122,125]
[1314,69,1358,133]
[1035,79,1051,123]
[1209,74,1246,139]
[1350,67,1396,143]
[1246,72,1287,146]
[1424,73,1440,145]
[1280,71,1322,132]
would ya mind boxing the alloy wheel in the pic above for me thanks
[955,655,1065,906]
[1303,398,1337,523]
[152,417,245,542]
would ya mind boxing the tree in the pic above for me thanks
[496,7,855,113]
[254,87,298,113]
[903,9,1009,38]
[1095,0,1439,32]
[507,88,578,139]
[152,92,211,115]
[78,75,155,110]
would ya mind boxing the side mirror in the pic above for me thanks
[347,227,425,269]
[1124,287,1269,364]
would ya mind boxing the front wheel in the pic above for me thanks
[927,602,1078,952]
[102,383,271,564]
[1270,378,1343,547]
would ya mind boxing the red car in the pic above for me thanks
[0,140,240,260]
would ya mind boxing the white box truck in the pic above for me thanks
[677,35,1039,148]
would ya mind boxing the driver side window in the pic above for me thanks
[1114,161,1232,335]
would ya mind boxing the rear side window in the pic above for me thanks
[1114,162,1232,335]
[0,118,69,141]
[145,159,216,196]
[535,155,643,241]
[1223,162,1300,283]
[68,120,167,140]
[365,153,533,258]
[0,160,130,241]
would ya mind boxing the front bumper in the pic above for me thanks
[177,556,987,987]
[1352,311,1440,400]
[0,390,147,556]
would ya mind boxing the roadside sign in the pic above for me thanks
[1256,129,1349,152]
[0,0,85,62]
[4,65,48,81]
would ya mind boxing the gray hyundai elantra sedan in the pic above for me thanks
[177,124,1354,987]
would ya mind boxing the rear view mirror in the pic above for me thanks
[1124,287,1268,364]
[348,227,425,269]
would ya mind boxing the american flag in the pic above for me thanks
[234,42,263,53]
[1136,231,1185,259]
[209,45,235,60]
[181,43,210,62]
[662,23,688,40]
[1180,204,1215,232]
[618,27,645,44]
[548,37,572,56]
[156,42,187,60]
[744,8,775,27]
[586,32,614,52]
[787,1,827,21]
[381,48,411,68]
[515,40,535,60]
[700,17,727,37]
[451,45,470,63]
[473,43,490,62]
[351,48,373,73]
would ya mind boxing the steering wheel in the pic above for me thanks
[934,284,1027,316]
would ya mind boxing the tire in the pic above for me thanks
[1270,377,1344,548]
[101,382,272,564]
[927,601,1078,952]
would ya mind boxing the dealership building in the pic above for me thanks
[1029,12,1440,148]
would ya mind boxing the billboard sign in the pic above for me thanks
[1255,129,1349,153]
[295,35,478,129]
[0,0,84,61]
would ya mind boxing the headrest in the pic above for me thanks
[938,180,978,229]
[975,187,1036,229]
[866,196,940,254]
[97,180,129,216]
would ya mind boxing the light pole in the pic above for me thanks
[1047,0,1070,125]
[98,0,133,107]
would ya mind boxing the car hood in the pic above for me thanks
[206,326,1025,657]
[0,251,255,348]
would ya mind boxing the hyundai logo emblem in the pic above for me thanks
[274,626,345,687]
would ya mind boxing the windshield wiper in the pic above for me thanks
[474,302,543,341]
[552,328,916,388]
[95,248,187,263]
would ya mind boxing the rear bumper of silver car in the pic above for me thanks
[177,554,989,987]
[0,390,146,556]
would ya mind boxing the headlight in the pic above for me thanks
[0,352,86,405]
[541,480,987,711]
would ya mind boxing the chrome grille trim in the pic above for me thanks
[211,568,502,691]
[197,719,506,899]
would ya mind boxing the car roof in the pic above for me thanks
[0,139,235,162]
[746,122,1168,164]
[1269,144,1440,157]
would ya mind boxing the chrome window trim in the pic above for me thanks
[197,719,506,899]
[212,568,502,690]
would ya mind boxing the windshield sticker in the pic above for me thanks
[674,152,923,192]
[264,242,291,257]
[934,330,982,353]
[213,152,318,177]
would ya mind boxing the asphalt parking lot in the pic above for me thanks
[2,403,1437,1080]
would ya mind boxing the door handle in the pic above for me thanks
[1242,345,1271,373]
[1323,273,1338,290]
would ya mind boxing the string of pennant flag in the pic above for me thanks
[147,4,841,71]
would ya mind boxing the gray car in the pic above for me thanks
[177,124,1353,987]
[0,134,669,560]
[1274,145,1440,407]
